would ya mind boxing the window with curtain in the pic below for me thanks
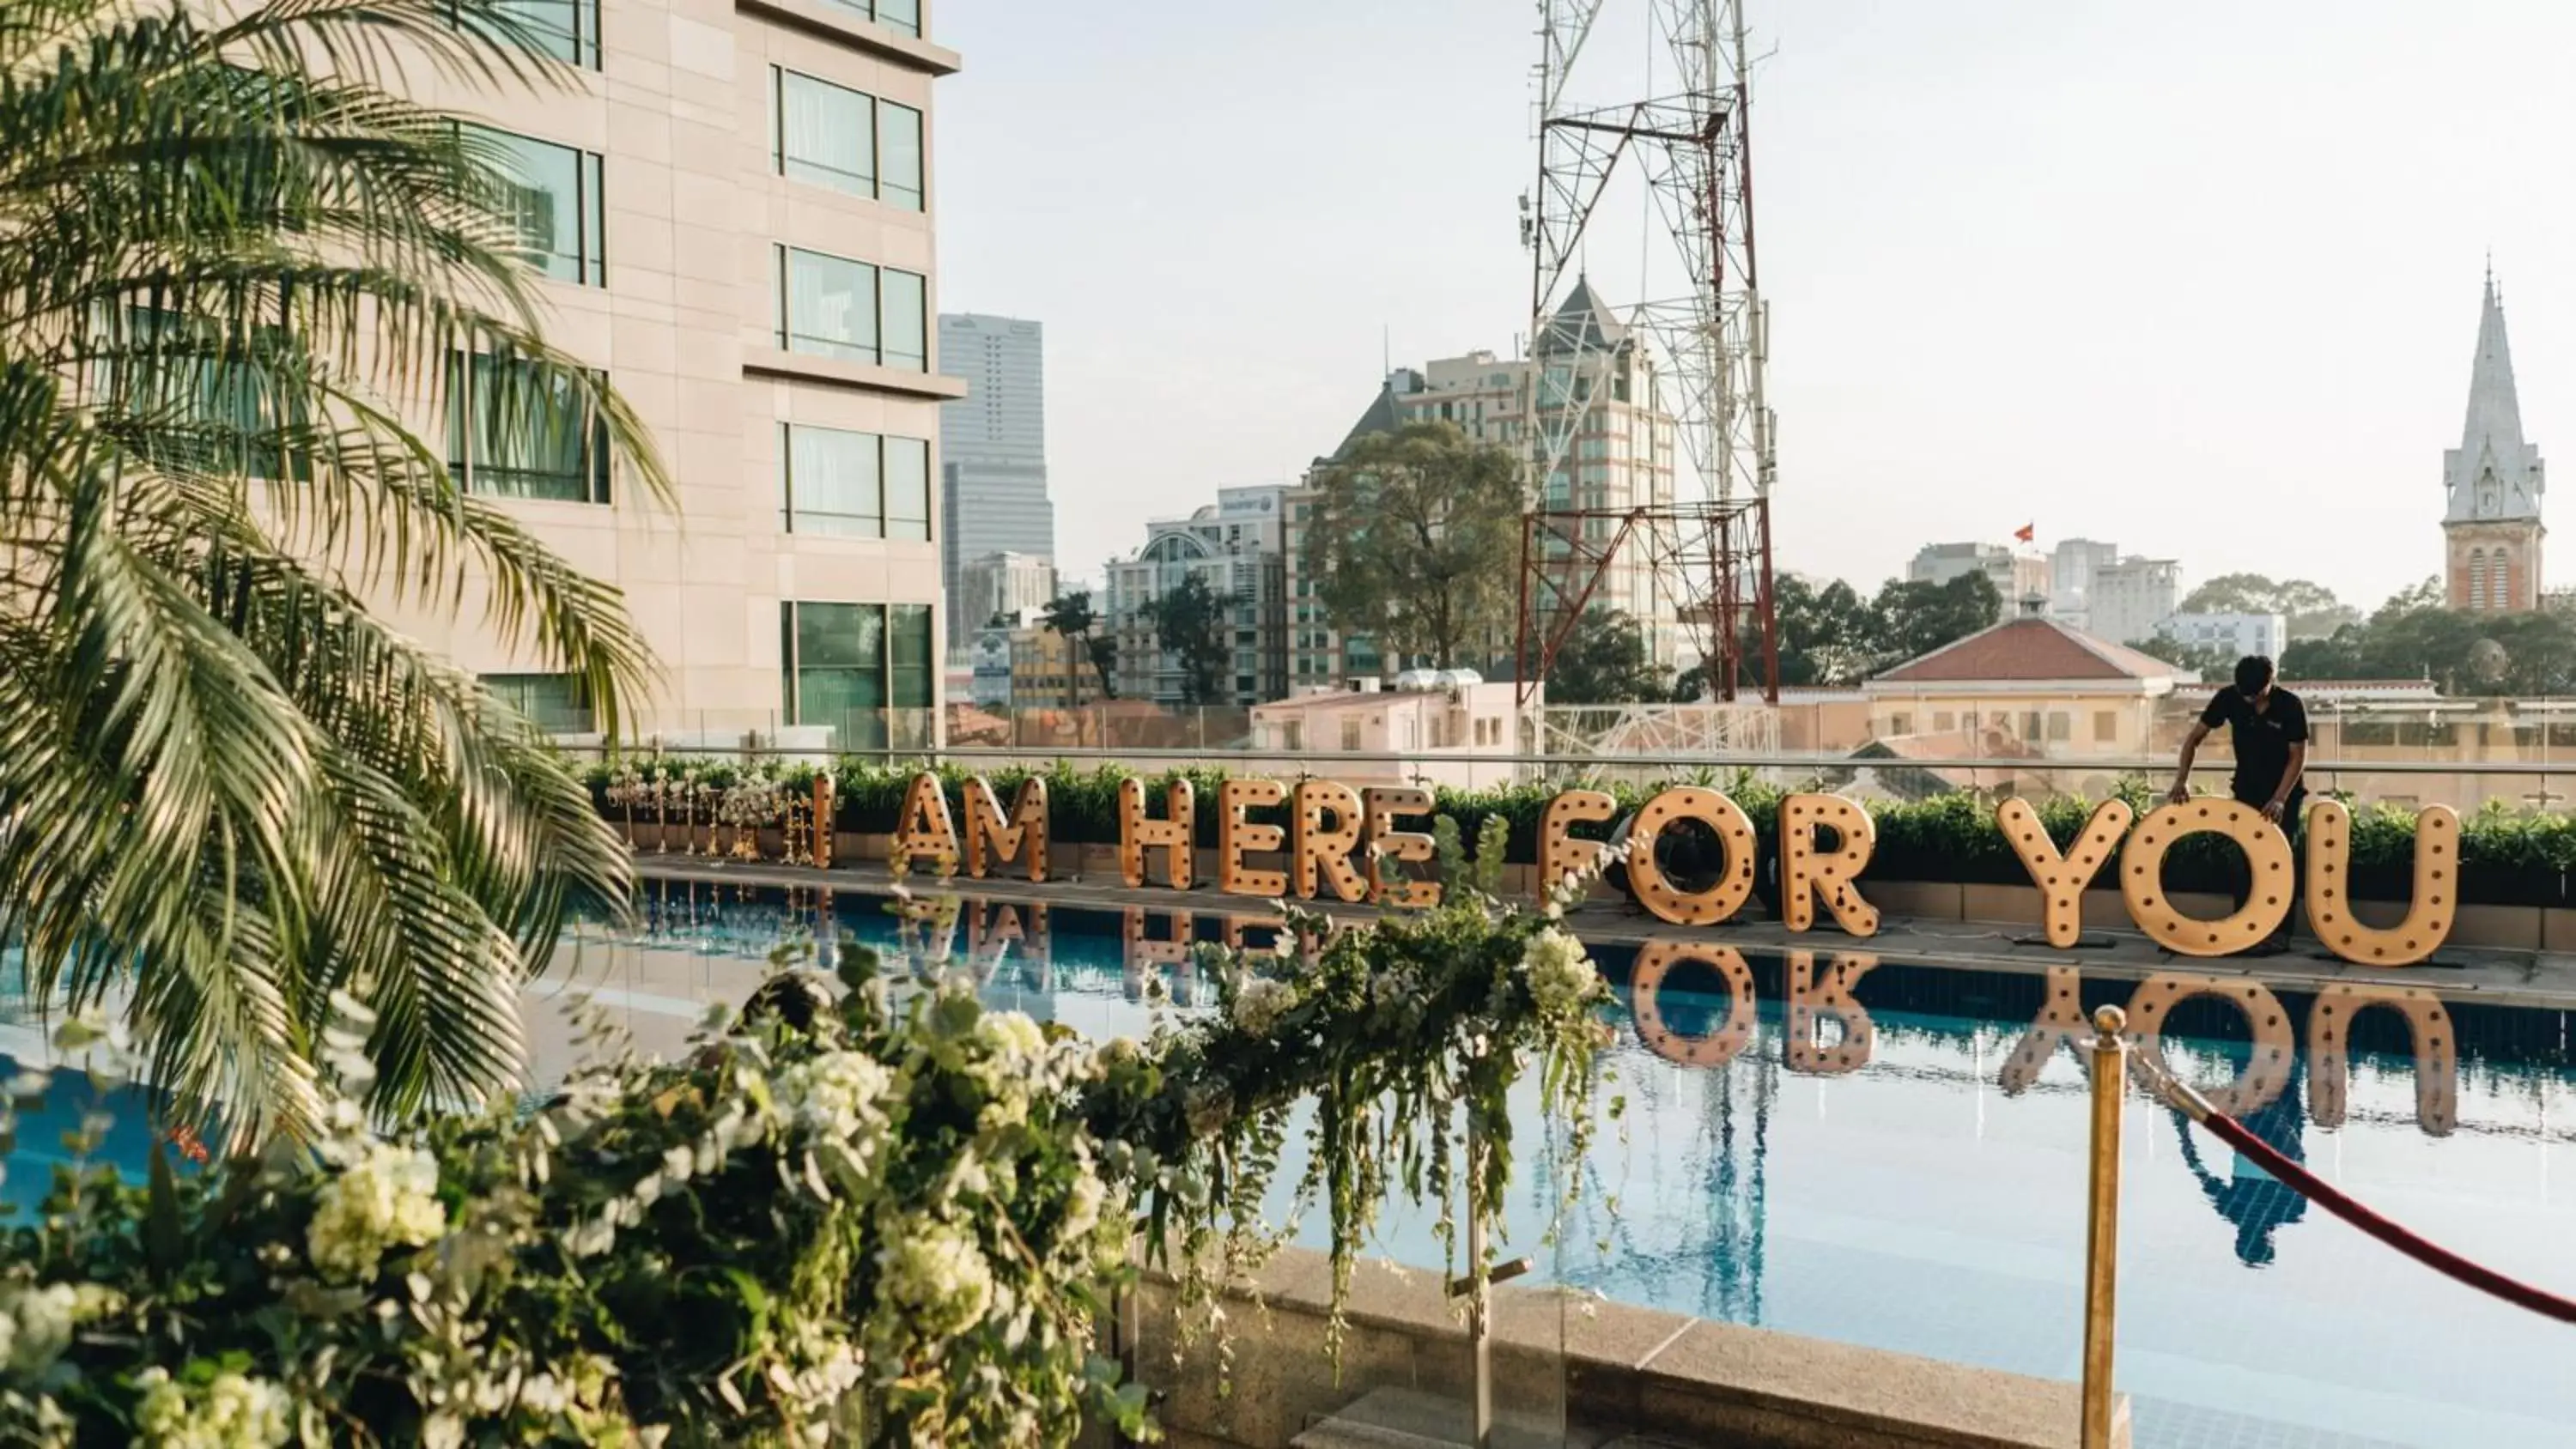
[482,673,594,733]
[466,126,605,286]
[775,247,927,371]
[780,423,882,535]
[775,69,872,197]
[883,436,930,539]
[447,352,610,502]
[877,101,923,210]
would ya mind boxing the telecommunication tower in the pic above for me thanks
[1513,0,1781,705]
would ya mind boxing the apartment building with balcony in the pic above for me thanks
[1104,486,1290,710]
[385,0,960,749]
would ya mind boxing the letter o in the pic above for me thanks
[2118,801,2293,956]
[1630,941,1757,1068]
[1626,788,1756,926]
[2123,973,2294,1116]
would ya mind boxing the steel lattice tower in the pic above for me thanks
[1515,0,1780,705]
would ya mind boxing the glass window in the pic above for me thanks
[476,0,598,68]
[482,672,594,733]
[782,602,886,726]
[2093,711,2119,743]
[875,0,919,36]
[775,248,928,371]
[448,352,611,503]
[890,604,933,708]
[778,246,875,361]
[884,436,931,539]
[775,70,872,197]
[880,269,927,369]
[878,100,924,210]
[468,126,604,287]
[780,423,880,535]
[120,307,307,482]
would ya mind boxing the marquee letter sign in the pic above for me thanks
[1785,951,1878,1075]
[2122,973,2293,1116]
[1363,786,1440,908]
[1625,787,1758,926]
[1217,779,1288,898]
[1998,798,2135,949]
[1119,778,1195,890]
[2118,801,2293,957]
[1539,789,1617,901]
[1779,794,1880,937]
[2306,982,2456,1136]
[963,776,1048,882]
[1293,779,1369,903]
[2304,802,2459,967]
[892,773,958,872]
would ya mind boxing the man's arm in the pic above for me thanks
[2265,742,2307,822]
[2169,720,2211,805]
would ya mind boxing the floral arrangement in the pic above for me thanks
[0,818,1610,1446]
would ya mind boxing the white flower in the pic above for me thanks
[1229,977,1298,1038]
[5,1283,76,1371]
[307,1141,447,1282]
[963,1010,1051,1133]
[977,1012,1047,1064]
[877,1219,995,1340]
[776,1049,895,1148]
[1058,1173,1106,1246]
[133,1367,291,1449]
[1522,927,1601,1017]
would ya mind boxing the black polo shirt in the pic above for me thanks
[2200,685,2309,802]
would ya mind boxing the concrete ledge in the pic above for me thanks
[1126,1245,2122,1449]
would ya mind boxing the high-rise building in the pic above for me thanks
[939,314,1054,646]
[1907,543,2050,606]
[1106,486,1290,708]
[2088,557,2182,647]
[390,0,959,749]
[1284,281,1681,688]
[2443,269,2546,611]
[2050,537,2120,625]
[955,551,1057,634]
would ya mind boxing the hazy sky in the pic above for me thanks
[936,0,2576,614]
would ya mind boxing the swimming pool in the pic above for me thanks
[9,881,2561,1447]
[563,879,2576,1449]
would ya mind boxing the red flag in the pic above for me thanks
[2013,522,2036,544]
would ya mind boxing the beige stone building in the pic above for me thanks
[387,0,960,749]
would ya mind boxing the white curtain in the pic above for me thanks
[787,249,874,360]
[780,71,871,196]
[787,424,880,535]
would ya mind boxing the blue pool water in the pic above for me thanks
[578,881,2576,1449]
[15,882,2568,1447]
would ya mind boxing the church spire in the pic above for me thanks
[2445,264,2544,523]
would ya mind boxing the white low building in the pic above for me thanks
[1249,674,1526,791]
[2158,611,2287,662]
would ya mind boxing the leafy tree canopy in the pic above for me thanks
[1143,573,1230,705]
[2177,573,2359,641]
[1303,422,1522,670]
[1545,610,1671,705]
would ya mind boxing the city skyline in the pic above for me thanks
[934,0,2576,615]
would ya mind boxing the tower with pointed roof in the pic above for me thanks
[2444,265,2547,611]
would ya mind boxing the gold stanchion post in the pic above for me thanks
[2081,1003,2128,1449]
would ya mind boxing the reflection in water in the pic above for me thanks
[2169,1058,2311,1268]
[592,885,2576,1448]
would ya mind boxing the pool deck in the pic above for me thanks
[631,855,2576,1012]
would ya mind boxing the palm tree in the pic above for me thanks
[0,0,671,1137]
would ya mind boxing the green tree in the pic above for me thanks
[0,0,670,1135]
[1304,422,1522,671]
[1770,575,1879,686]
[1143,573,1230,705]
[2177,573,2359,641]
[1041,591,1115,704]
[1868,573,2002,668]
[2127,633,2234,678]
[1545,609,1667,704]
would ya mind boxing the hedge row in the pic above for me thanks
[582,759,2576,907]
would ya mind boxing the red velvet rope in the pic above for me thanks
[2198,1112,2576,1325]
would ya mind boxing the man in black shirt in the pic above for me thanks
[2169,656,2309,955]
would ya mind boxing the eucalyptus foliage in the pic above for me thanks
[0,0,669,1138]
[0,828,1613,1446]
